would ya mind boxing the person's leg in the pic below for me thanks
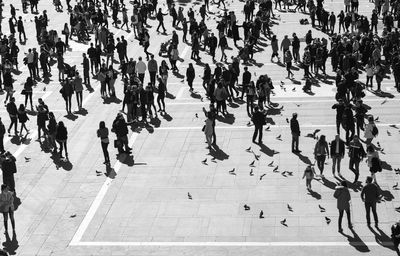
[8,211,15,231]
[346,209,352,228]
[338,209,344,231]
[259,127,263,143]
[252,126,258,142]
[64,141,68,157]
[365,202,371,225]
[58,140,63,156]
[371,202,378,225]
[2,212,8,232]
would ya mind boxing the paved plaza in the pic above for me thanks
[0,0,399,255]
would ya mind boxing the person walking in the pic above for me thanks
[349,135,366,183]
[364,116,378,146]
[284,50,294,78]
[334,181,353,232]
[203,113,214,150]
[251,106,266,144]
[302,165,316,191]
[330,135,345,177]
[148,55,158,87]
[60,79,73,114]
[36,98,49,141]
[97,121,110,165]
[361,176,380,226]
[17,16,26,42]
[156,77,166,113]
[0,152,17,193]
[0,184,15,234]
[314,135,329,177]
[73,73,83,111]
[6,97,18,136]
[23,77,34,111]
[55,121,68,159]
[290,113,301,153]
[17,104,29,137]
[366,145,381,182]
[0,119,5,154]
[3,70,14,105]
[47,112,57,154]
[156,8,167,33]
[82,53,90,87]
[136,57,147,84]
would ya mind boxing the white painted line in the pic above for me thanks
[70,241,392,247]
[154,123,400,130]
[176,45,190,68]
[175,87,185,99]
[70,132,139,246]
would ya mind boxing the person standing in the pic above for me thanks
[364,116,377,146]
[186,63,195,91]
[17,16,26,42]
[47,112,57,154]
[156,77,166,113]
[0,119,5,154]
[148,55,158,87]
[290,113,301,153]
[55,121,68,159]
[60,79,73,114]
[332,99,345,135]
[361,176,380,226]
[330,135,345,177]
[314,135,329,177]
[0,152,16,193]
[82,53,90,87]
[348,135,366,183]
[97,121,110,165]
[292,33,300,63]
[0,184,15,234]
[36,98,49,141]
[6,97,18,136]
[251,106,266,144]
[23,77,34,111]
[136,57,147,84]
[366,145,381,182]
[111,113,131,155]
[3,70,14,105]
[334,181,353,232]
[17,104,29,137]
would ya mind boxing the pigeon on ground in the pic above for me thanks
[395,168,400,174]
[253,152,261,160]
[387,130,392,136]
[249,160,255,167]
[294,103,301,107]
[246,147,252,152]
[292,87,296,91]
[319,205,326,212]
[280,81,284,85]
[259,210,264,218]
[325,217,331,224]
[273,166,279,172]
[211,157,217,162]
[276,135,282,140]
[24,157,30,162]
[280,219,287,226]
[393,183,399,190]
[265,126,270,131]
[286,118,289,123]
[375,116,379,122]
[390,124,398,129]
[313,129,321,137]
[244,205,251,211]
[268,161,274,167]
[287,204,293,212]
[260,174,266,180]
[188,193,192,200]
[95,170,102,174]
[229,168,236,175]
[281,171,287,177]
[195,113,198,118]
[377,142,381,148]
[247,121,252,126]
[286,171,293,176]
[250,169,254,176]
[381,99,388,105]
[202,158,207,164]
[70,214,77,218]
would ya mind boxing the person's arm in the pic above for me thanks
[325,142,329,158]
[361,187,365,201]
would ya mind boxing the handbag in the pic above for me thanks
[114,139,122,148]
[21,89,26,95]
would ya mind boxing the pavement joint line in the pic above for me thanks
[70,241,392,247]
[70,132,139,246]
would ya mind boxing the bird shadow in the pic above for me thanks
[2,231,18,255]
[50,153,73,171]
[340,228,370,252]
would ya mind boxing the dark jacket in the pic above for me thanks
[290,118,300,135]
[6,102,18,116]
[55,125,68,141]
[112,116,128,137]
[252,111,266,126]
[361,183,380,203]
[330,138,345,158]
[334,185,351,210]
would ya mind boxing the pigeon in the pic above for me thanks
[375,116,379,122]
[188,193,193,200]
[319,205,326,212]
[43,87,46,91]
[283,87,286,92]
[394,183,399,190]
[276,135,282,140]
[247,121,252,126]
[389,124,398,129]
[250,169,254,176]
[280,218,287,226]
[325,217,331,225]
[268,161,274,167]
[287,204,293,212]
[24,157,31,162]
[313,129,321,137]
[249,160,255,167]
[377,142,381,148]
[272,166,279,172]
[259,210,264,218]
[70,214,77,218]
[281,171,287,177]
[294,103,301,107]
[380,148,385,154]
[265,126,270,131]
[202,158,207,164]
[387,130,392,136]
[381,99,388,105]
[260,174,266,180]
[229,168,236,175]
[286,118,289,123]
[211,157,217,162]
[280,81,284,85]
[195,113,198,118]
[95,170,102,174]
[246,146,252,152]
[244,204,251,211]
[286,171,293,176]
[253,152,261,160]
[395,168,400,175]
[292,87,296,92]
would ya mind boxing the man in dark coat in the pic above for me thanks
[252,106,266,144]
[112,113,131,154]
[290,113,301,153]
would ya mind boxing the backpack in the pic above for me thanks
[372,125,379,137]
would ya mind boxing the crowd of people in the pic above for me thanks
[0,0,398,254]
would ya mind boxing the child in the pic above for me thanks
[302,165,316,190]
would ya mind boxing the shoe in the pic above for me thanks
[348,224,353,229]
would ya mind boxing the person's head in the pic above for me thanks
[10,97,15,103]
[340,180,348,187]
[368,116,374,123]
[19,16,22,20]
[58,121,65,128]
[254,106,259,112]
[292,113,297,119]
[366,176,373,184]
[319,135,326,143]
[99,121,105,129]
[1,184,8,192]
[38,98,43,105]
[367,145,375,153]
[18,104,25,111]
[335,134,340,140]
[48,112,54,120]
[353,135,359,142]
